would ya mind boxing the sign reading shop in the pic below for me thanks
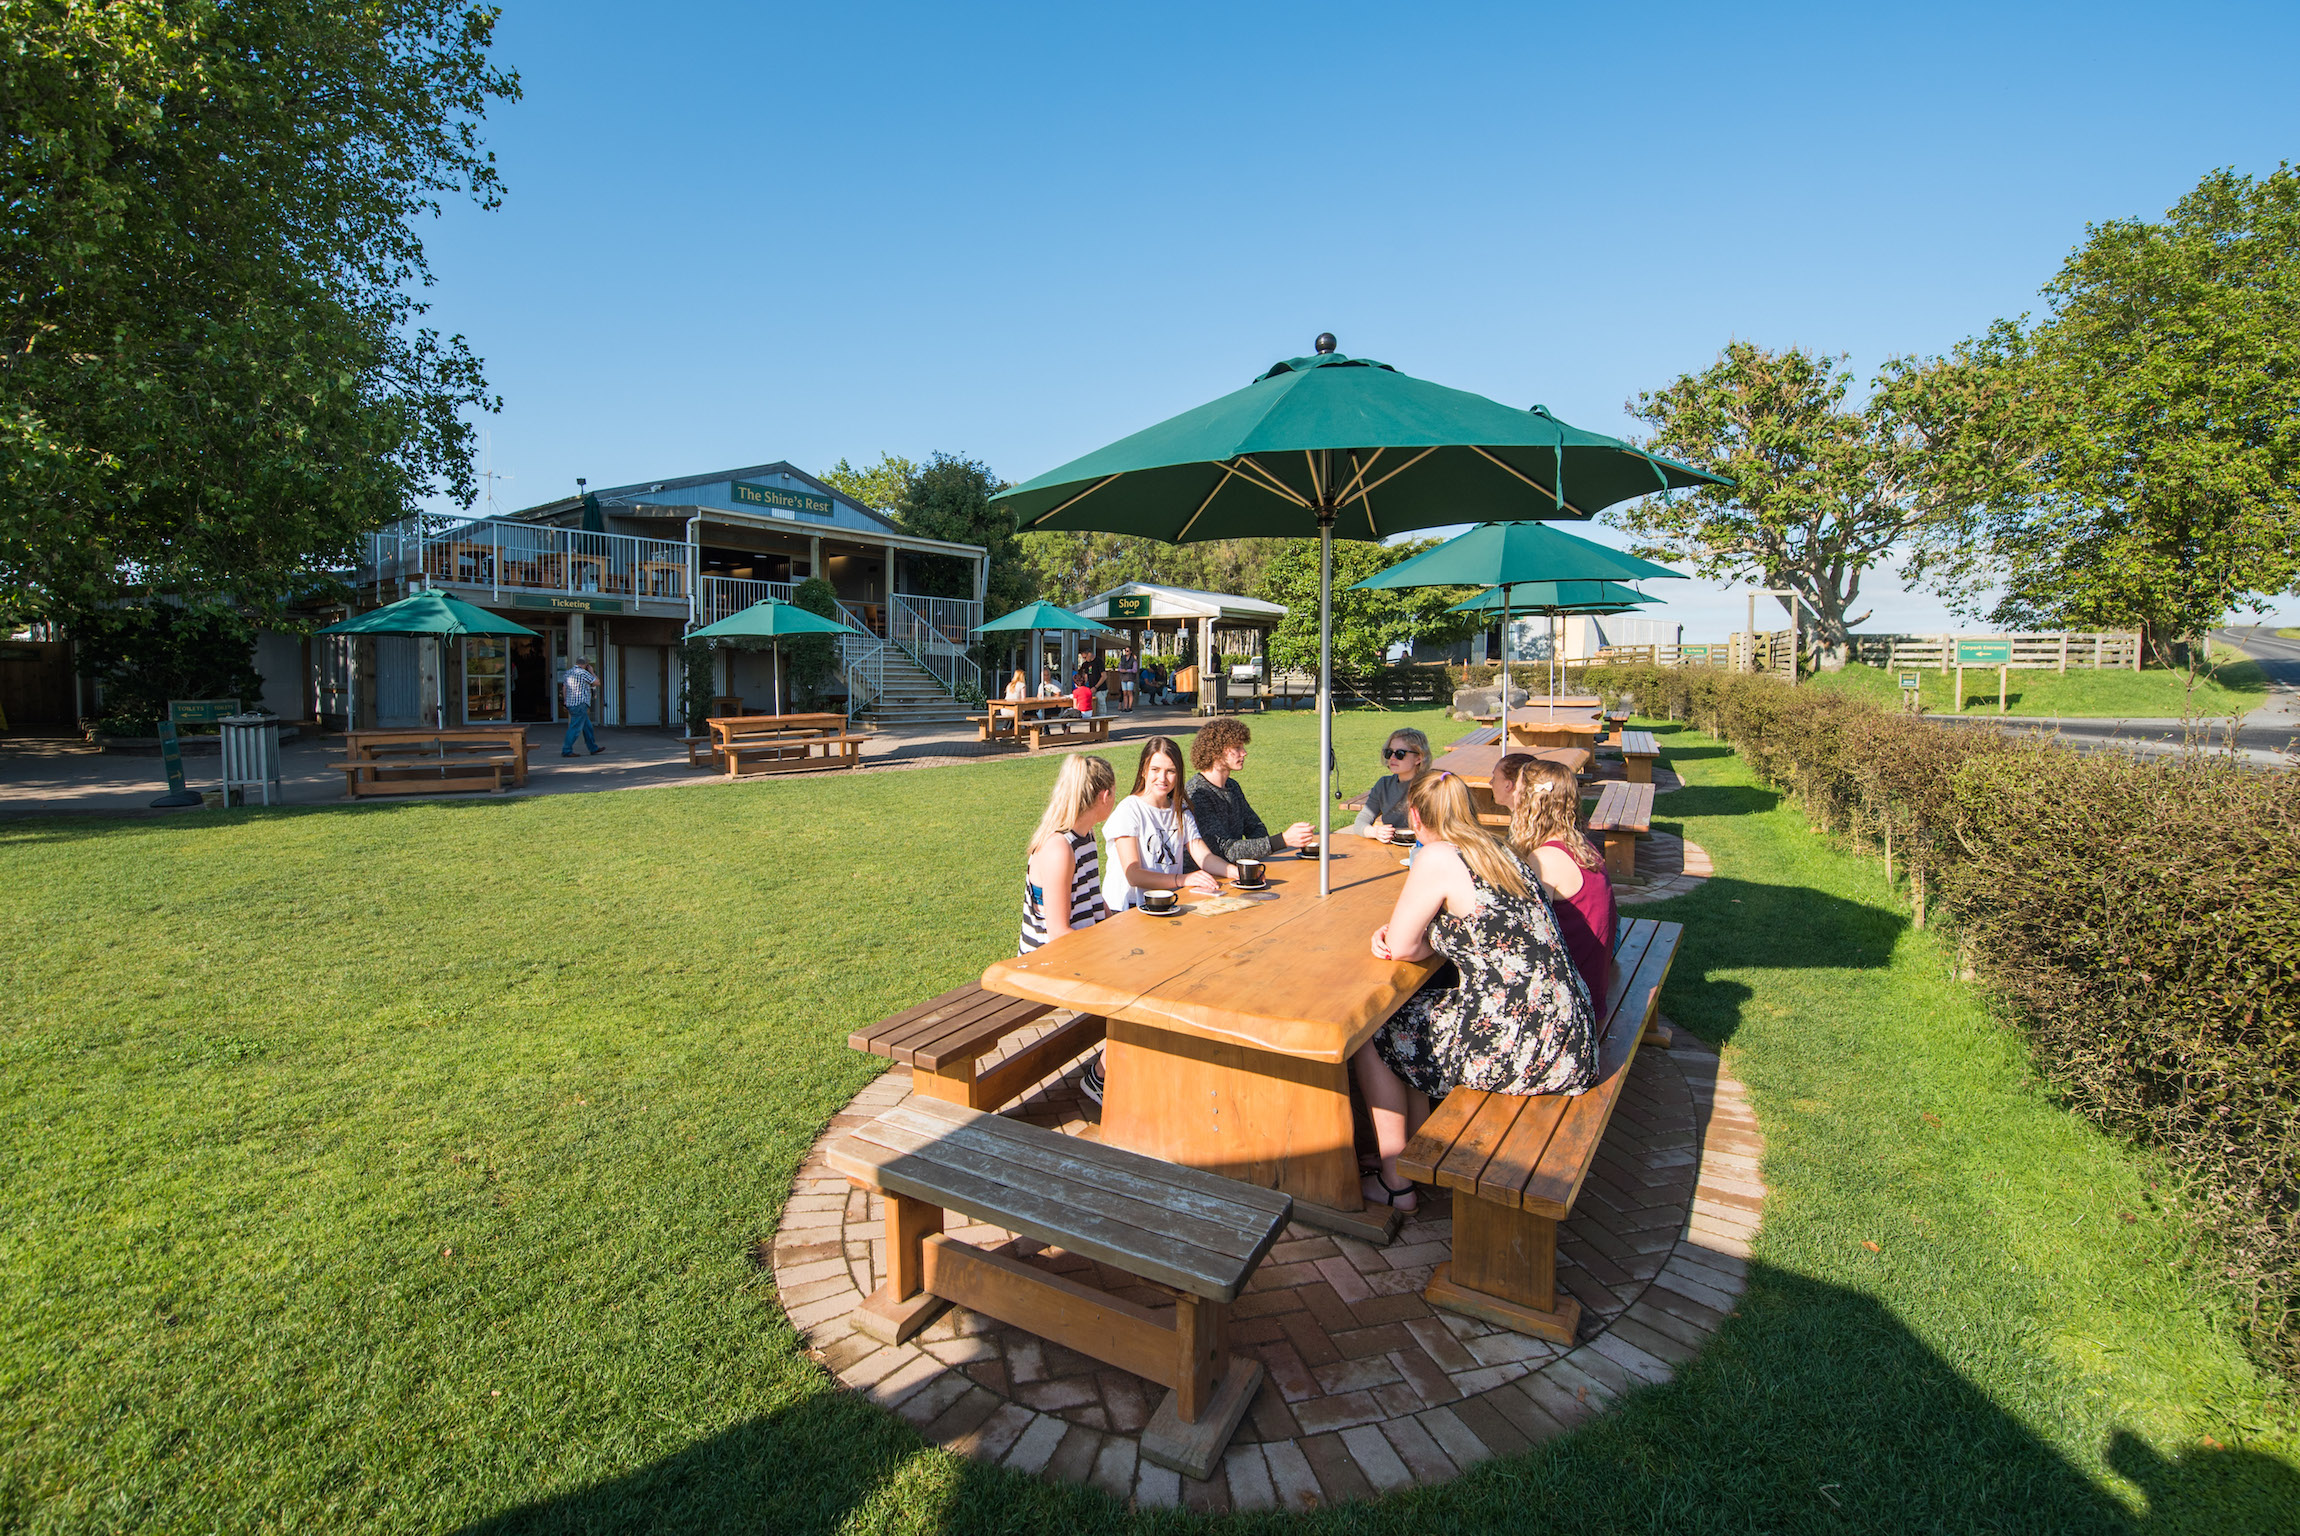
[1107,595,1153,620]
[731,480,835,519]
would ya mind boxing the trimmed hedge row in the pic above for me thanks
[1571,662,2300,1381]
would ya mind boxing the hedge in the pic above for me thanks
[1565,662,2300,1381]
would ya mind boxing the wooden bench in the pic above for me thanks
[724,733,861,777]
[830,1095,1291,1479]
[1398,917,1684,1343]
[1586,780,1655,883]
[1619,729,1661,784]
[1448,724,1503,749]
[1025,715,1111,752]
[849,982,1106,1113]
[681,734,720,769]
[333,754,516,797]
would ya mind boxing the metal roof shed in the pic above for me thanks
[1066,582,1289,712]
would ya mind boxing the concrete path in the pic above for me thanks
[0,702,1230,819]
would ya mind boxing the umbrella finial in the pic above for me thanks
[1314,333,1337,355]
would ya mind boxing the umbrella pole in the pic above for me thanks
[774,643,782,716]
[1317,518,1333,899]
[1501,587,1510,731]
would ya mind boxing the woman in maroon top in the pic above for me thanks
[1505,758,1615,1018]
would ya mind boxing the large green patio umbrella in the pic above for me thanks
[993,336,1728,894]
[319,588,539,729]
[1446,579,1655,701]
[973,601,1117,693]
[689,599,862,716]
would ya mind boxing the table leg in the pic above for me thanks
[1423,1193,1580,1343]
[1099,1019,1397,1243]
[1625,757,1653,785]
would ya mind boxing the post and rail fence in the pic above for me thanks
[1591,630,2144,680]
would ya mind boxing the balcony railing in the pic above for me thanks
[363,518,691,604]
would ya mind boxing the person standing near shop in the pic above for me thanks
[561,656,604,757]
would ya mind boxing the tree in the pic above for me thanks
[1017,531,1288,608]
[821,453,918,515]
[890,453,1036,619]
[1253,539,1477,675]
[69,604,266,735]
[1614,339,2031,661]
[783,576,841,706]
[0,1,518,632]
[1966,165,2300,667]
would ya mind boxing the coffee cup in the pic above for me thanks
[1234,858,1266,886]
[1141,889,1178,913]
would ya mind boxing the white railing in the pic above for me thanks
[889,593,983,699]
[701,575,794,623]
[364,517,690,603]
[836,601,888,718]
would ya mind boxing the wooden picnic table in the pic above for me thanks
[1429,740,1594,825]
[336,726,530,796]
[977,695,1075,741]
[705,712,858,777]
[982,854,1435,1241]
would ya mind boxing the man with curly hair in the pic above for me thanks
[1184,718,1315,867]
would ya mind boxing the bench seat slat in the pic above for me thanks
[852,984,1034,1062]
[1519,920,1682,1217]
[865,1104,1280,1260]
[1474,1093,1573,1208]
[903,999,1058,1072]
[1431,1092,1525,1195]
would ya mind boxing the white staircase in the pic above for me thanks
[858,648,974,729]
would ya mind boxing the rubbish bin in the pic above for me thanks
[219,713,284,806]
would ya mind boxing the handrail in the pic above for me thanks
[887,593,983,699]
[364,516,690,603]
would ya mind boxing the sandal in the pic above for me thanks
[1362,1173,1419,1214]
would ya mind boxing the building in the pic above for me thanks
[329,461,990,728]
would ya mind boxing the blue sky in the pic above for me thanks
[417,1,2300,637]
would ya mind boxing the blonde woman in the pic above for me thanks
[1355,770,1598,1211]
[1351,727,1432,843]
[1005,668,1030,701]
[1019,754,1116,955]
[1507,759,1616,1018]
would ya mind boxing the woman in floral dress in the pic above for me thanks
[1353,769,1599,1212]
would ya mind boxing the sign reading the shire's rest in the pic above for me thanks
[731,480,835,518]
[1108,595,1152,620]
[1956,639,2012,665]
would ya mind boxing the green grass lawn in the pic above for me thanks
[3,710,2295,1533]
[1803,660,2267,718]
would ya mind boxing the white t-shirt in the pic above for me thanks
[1101,794,1201,912]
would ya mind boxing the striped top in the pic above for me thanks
[1019,830,1107,954]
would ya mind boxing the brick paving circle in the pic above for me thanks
[1614,832,1713,907]
[774,1024,1764,1512]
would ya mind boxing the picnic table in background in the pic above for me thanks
[972,695,1074,743]
[982,854,1435,1243]
[702,713,860,777]
[335,726,529,797]
[1428,740,1594,825]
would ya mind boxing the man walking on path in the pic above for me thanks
[562,657,604,757]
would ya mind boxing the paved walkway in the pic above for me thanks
[777,1025,1762,1511]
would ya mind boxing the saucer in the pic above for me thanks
[1137,902,1184,917]
[1230,879,1270,892]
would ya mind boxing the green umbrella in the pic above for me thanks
[319,589,539,729]
[993,336,1728,895]
[1356,524,1682,706]
[973,601,1118,696]
[1445,579,1654,701]
[689,599,862,716]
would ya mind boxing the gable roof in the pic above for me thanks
[508,461,900,533]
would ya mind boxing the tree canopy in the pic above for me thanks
[1253,539,1476,675]
[1,0,519,630]
[820,453,918,516]
[887,453,1036,619]
[1612,339,2030,655]
[1962,164,2300,663]
[1017,530,1288,608]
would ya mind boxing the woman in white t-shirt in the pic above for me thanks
[1102,735,1239,912]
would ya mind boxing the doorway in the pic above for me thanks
[509,635,551,722]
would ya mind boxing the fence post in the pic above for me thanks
[2131,630,2141,672]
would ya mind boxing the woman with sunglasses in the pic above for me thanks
[1351,728,1432,844]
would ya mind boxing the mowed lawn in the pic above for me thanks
[2,708,2296,1534]
[1800,660,2268,719]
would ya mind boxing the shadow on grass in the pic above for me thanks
[1654,783,1781,818]
[1645,876,1907,1050]
[452,1268,2295,1533]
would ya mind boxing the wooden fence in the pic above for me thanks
[1594,630,2142,675]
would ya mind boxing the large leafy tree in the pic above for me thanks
[1253,539,1476,675]
[1969,165,2300,665]
[889,453,1036,619]
[820,453,918,515]
[1016,529,1288,608]
[1,0,519,630]
[1614,338,2031,659]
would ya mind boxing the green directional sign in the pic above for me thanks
[1108,595,1152,620]
[169,698,240,725]
[1956,639,2012,665]
[1898,672,1921,690]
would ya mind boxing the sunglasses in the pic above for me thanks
[1383,747,1421,761]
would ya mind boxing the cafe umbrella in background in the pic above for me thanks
[1443,576,1659,701]
[991,335,1729,895]
[971,600,1119,692]
[1356,521,1684,709]
[688,598,864,716]
[317,588,539,732]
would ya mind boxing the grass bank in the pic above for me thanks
[1,710,2292,1532]
[1800,660,2267,718]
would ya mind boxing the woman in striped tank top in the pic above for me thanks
[1019,753,1116,954]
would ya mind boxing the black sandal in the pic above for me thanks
[1362,1173,1419,1212]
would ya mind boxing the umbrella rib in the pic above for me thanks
[1471,445,1594,518]
[1333,448,1384,506]
[1346,452,1379,537]
[1027,474,1121,529]
[1302,450,1324,505]
[1173,462,1245,542]
[1353,446,1441,502]
[1231,455,1313,508]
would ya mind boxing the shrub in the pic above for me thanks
[1595,663,2300,1378]
[68,605,266,735]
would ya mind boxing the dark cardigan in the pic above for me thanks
[1184,772,1284,865]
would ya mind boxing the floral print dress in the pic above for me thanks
[1372,853,1600,1098]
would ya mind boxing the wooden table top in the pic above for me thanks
[982,854,1436,1065]
[1431,742,1594,785]
[345,726,528,749]
[708,712,845,737]
[989,696,1075,716]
